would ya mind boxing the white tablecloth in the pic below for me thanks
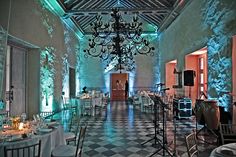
[210,143,236,157]
[0,125,65,157]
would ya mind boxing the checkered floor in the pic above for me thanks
[57,101,218,157]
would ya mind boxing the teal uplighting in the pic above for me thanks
[40,0,84,39]
[0,100,4,110]
[40,47,55,112]
[37,0,57,38]
[202,0,234,111]
[129,72,135,95]
[75,40,81,95]
[61,53,69,100]
[76,70,80,96]
[153,35,160,86]
[128,104,134,128]
[104,73,110,93]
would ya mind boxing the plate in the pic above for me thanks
[38,128,52,133]
[216,147,236,157]
[6,135,23,142]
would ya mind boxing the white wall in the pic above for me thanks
[0,0,80,116]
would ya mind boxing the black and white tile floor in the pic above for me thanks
[57,101,218,157]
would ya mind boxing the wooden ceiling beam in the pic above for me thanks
[63,8,170,17]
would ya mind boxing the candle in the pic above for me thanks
[3,124,9,129]
[19,122,24,130]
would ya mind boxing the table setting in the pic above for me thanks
[0,113,65,157]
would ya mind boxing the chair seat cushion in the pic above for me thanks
[51,145,76,157]
[64,132,75,140]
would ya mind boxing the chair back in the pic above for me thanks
[4,140,41,157]
[69,116,80,133]
[219,123,236,144]
[141,96,149,105]
[83,99,92,108]
[75,126,87,157]
[185,132,198,157]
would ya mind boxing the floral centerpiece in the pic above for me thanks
[11,117,21,129]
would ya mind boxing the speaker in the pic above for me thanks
[184,70,195,86]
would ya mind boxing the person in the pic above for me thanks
[116,80,123,90]
[116,80,119,90]
[82,86,88,93]
[125,80,129,98]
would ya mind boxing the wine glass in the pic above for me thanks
[21,113,27,122]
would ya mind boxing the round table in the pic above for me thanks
[210,143,236,157]
[0,125,65,157]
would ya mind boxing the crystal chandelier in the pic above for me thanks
[84,8,155,72]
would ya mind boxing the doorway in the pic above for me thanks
[69,67,76,98]
[5,45,26,116]
[185,47,208,105]
[110,73,128,101]
[165,60,177,96]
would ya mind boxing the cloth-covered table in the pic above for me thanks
[0,125,65,157]
[210,143,236,157]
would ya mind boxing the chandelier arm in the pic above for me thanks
[83,8,155,71]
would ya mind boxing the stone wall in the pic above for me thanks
[159,0,236,110]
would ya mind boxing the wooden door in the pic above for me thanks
[110,73,128,101]
[10,46,26,116]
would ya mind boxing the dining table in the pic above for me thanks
[210,143,236,157]
[0,121,65,157]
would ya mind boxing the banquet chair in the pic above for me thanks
[82,99,93,116]
[141,96,153,113]
[102,93,109,105]
[4,140,41,157]
[133,95,141,108]
[219,123,236,145]
[64,116,80,145]
[40,111,55,120]
[94,97,104,115]
[51,126,87,157]
[185,131,199,157]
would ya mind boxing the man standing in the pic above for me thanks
[125,80,129,99]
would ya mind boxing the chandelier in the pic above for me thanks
[84,8,155,72]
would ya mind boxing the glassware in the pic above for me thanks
[21,113,27,122]
[0,116,3,131]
